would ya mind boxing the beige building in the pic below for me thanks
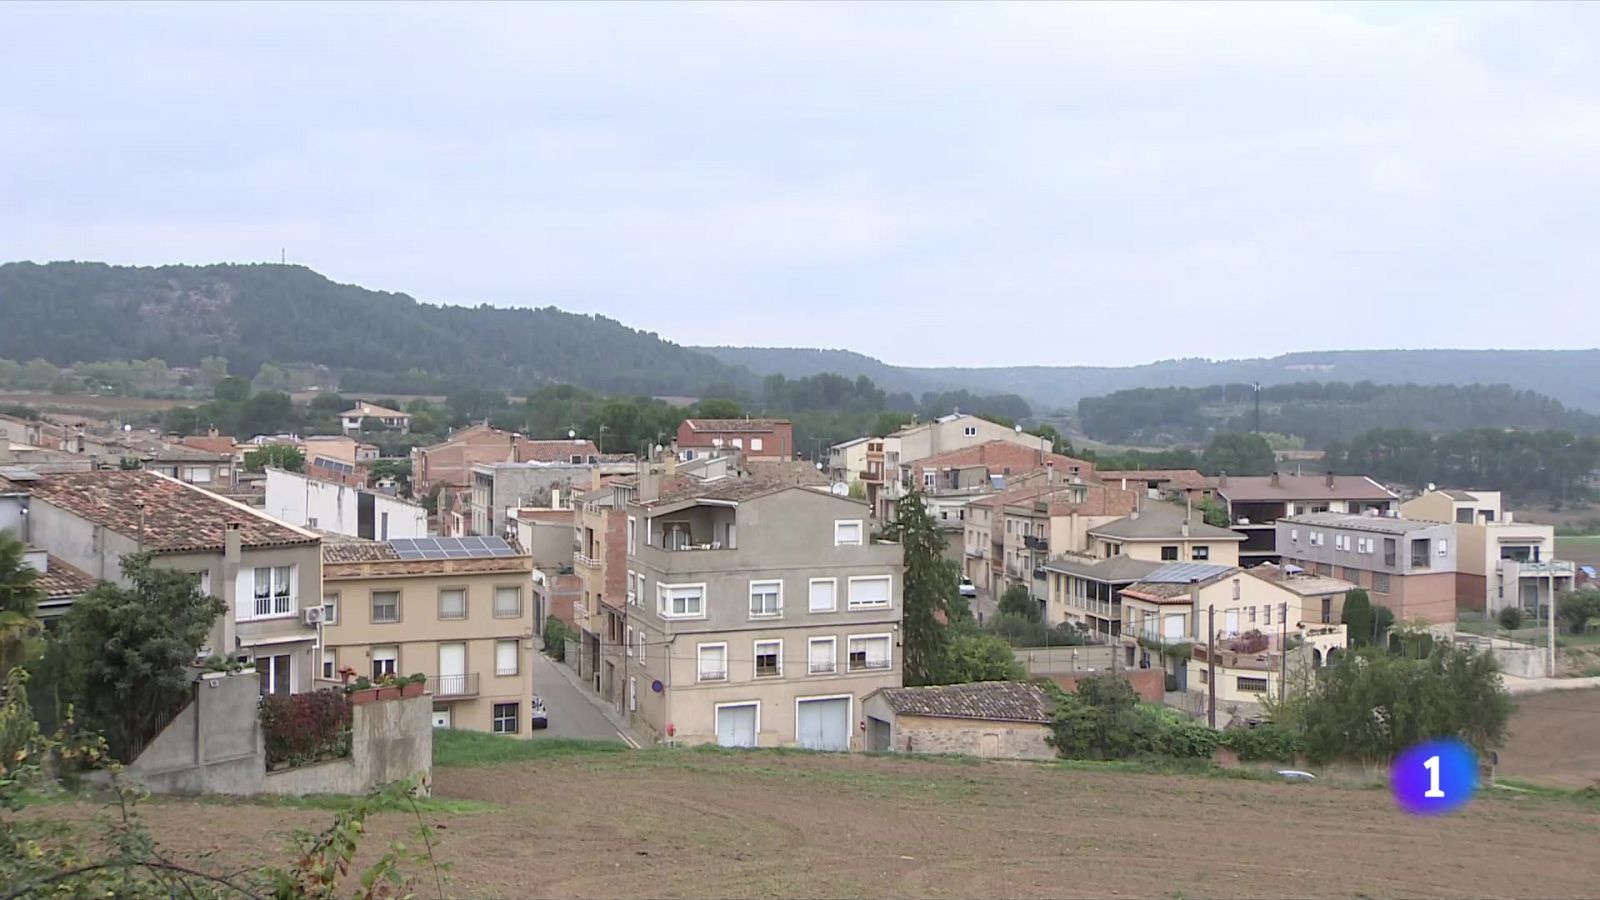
[320,535,535,735]
[11,469,324,695]
[862,681,1055,760]
[1085,502,1244,566]
[618,475,903,750]
[1400,489,1575,616]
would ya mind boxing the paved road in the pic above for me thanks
[531,651,634,744]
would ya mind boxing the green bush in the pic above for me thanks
[1497,606,1524,630]
[984,613,1086,648]
[1155,718,1222,759]
[1557,589,1600,635]
[1221,724,1302,762]
[543,616,572,660]
[1047,676,1218,761]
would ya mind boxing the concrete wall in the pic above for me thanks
[1049,668,1165,703]
[860,699,1054,761]
[265,468,426,540]
[126,675,433,797]
[1012,644,1115,676]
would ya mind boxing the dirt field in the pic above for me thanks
[1499,687,1600,789]
[42,745,1600,899]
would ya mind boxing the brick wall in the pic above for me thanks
[892,714,1055,761]
[1047,668,1165,703]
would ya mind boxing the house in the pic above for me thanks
[677,418,794,460]
[1400,489,1575,616]
[410,424,602,499]
[123,440,236,491]
[1211,473,1398,565]
[1043,555,1161,640]
[512,507,578,570]
[881,438,1094,523]
[339,401,412,435]
[320,535,535,735]
[885,413,1043,467]
[467,460,635,537]
[1186,620,1347,724]
[12,469,323,695]
[1276,513,1459,625]
[301,435,380,487]
[179,428,241,458]
[573,485,629,707]
[264,468,427,541]
[1244,562,1359,626]
[24,546,98,622]
[1096,469,1210,504]
[619,472,903,749]
[826,436,872,486]
[862,681,1055,759]
[1085,502,1245,566]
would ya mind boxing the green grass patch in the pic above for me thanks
[432,728,628,768]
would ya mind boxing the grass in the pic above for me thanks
[432,728,628,768]
[1493,777,1600,810]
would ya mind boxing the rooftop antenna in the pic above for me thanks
[280,247,285,265]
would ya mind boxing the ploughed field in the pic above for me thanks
[43,733,1600,899]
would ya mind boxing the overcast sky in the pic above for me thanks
[4,2,1599,367]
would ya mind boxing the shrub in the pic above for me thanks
[998,585,1041,623]
[1155,718,1222,759]
[1557,589,1600,635]
[260,689,352,769]
[1221,723,1302,762]
[984,613,1086,648]
[1233,629,1269,654]
[1497,606,1524,630]
[543,615,572,660]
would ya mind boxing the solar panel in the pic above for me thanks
[388,536,519,559]
[1141,562,1234,584]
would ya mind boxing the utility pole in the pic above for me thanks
[1279,600,1288,701]
[1252,382,1262,434]
[1549,572,1557,675]
[1207,604,1217,728]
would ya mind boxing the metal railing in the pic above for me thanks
[697,667,728,682]
[1024,535,1048,551]
[575,553,601,569]
[848,657,893,672]
[427,673,480,697]
[808,661,837,675]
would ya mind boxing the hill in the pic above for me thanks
[0,261,754,397]
[697,346,1600,413]
[1076,382,1600,447]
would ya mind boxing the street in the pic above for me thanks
[530,650,635,745]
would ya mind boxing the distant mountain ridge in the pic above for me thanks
[696,346,1600,413]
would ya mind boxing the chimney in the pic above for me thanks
[639,459,660,504]
[225,521,243,564]
[1181,521,1190,538]
[1218,471,1228,488]
[551,487,561,509]
[1325,471,1335,489]
[1270,472,1280,488]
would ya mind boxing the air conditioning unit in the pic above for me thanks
[302,606,325,626]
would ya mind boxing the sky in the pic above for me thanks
[4,1,1600,368]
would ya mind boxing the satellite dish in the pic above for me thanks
[831,482,850,496]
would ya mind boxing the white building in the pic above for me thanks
[265,468,427,541]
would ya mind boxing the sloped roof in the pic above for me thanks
[25,470,317,553]
[1087,503,1243,542]
[682,418,790,433]
[1123,564,1243,600]
[341,401,410,419]
[1442,490,1479,501]
[1213,474,1395,502]
[180,434,239,455]
[37,554,97,599]
[1097,469,1208,491]
[914,441,1093,477]
[869,681,1053,724]
[1043,554,1162,583]
[321,538,401,563]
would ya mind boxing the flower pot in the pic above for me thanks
[401,681,426,698]
[376,686,402,701]
[349,688,382,704]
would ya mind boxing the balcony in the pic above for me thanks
[697,667,728,682]
[575,553,601,569]
[848,657,893,673]
[966,546,986,559]
[1024,535,1049,552]
[808,661,837,675]
[1499,559,1576,578]
[427,673,480,697]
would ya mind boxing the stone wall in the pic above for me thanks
[890,713,1054,761]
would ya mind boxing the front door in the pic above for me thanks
[716,703,758,748]
[438,643,466,695]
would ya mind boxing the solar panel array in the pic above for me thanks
[389,537,518,560]
[1140,562,1235,584]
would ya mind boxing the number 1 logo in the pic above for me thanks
[1423,754,1445,798]
[1392,740,1475,815]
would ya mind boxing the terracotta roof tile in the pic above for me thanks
[871,681,1053,724]
[26,470,317,553]
[913,441,1095,477]
[1212,475,1395,503]
[1097,469,1208,491]
[682,418,790,433]
[37,554,97,598]
[320,539,401,563]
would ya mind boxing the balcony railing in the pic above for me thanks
[1023,535,1048,551]
[808,661,837,675]
[1500,559,1576,577]
[848,657,893,672]
[966,546,986,559]
[427,673,480,697]
[575,553,601,569]
[697,667,728,682]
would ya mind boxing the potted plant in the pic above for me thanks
[400,672,428,698]
[375,673,402,701]
[345,675,380,703]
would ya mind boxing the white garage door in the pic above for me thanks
[716,703,758,748]
[796,697,851,752]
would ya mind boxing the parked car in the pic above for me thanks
[531,695,548,730]
[958,577,977,599]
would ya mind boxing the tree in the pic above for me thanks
[871,411,914,437]
[1341,589,1374,647]
[49,554,225,762]
[197,355,229,389]
[1556,589,1600,635]
[937,631,1025,684]
[1198,498,1230,529]
[212,375,250,403]
[243,443,304,473]
[1272,644,1513,765]
[998,584,1041,623]
[1199,432,1275,476]
[251,362,291,393]
[693,397,744,420]
[0,533,43,677]
[884,489,956,686]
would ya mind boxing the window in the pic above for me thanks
[495,639,519,676]
[1335,534,1349,551]
[637,629,645,663]
[1163,613,1183,639]
[1158,545,1179,561]
[697,643,727,681]
[1342,567,1362,586]
[627,517,637,555]
[847,576,892,610]
[1249,606,1257,624]
[732,437,743,449]
[754,640,782,678]
[635,572,646,607]
[494,586,522,618]
[923,471,935,489]
[847,634,892,671]
[1438,539,1449,557]
[808,578,837,613]
[1310,532,1324,547]
[184,466,213,484]
[1314,562,1332,577]
[1199,669,1208,685]
[439,588,467,620]
[1264,605,1272,626]
[1456,508,1475,524]
[252,566,295,617]
[371,645,397,680]
[321,650,336,680]
[258,653,292,696]
[322,592,338,625]
[1290,528,1299,543]
[492,702,519,735]
[626,570,637,606]
[834,520,863,547]
[1237,677,1268,694]
[625,625,634,656]
[963,425,977,437]
[371,590,400,623]
[658,583,705,619]
[808,637,837,675]
[750,437,763,452]
[1191,546,1210,561]
[749,580,782,618]
[1373,573,1391,594]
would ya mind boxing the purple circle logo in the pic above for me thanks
[1390,738,1478,815]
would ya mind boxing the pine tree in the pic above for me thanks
[0,531,43,676]
[885,489,957,685]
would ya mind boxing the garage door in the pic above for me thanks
[716,703,758,748]
[796,697,851,752]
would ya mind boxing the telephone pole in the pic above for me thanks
[1207,604,1217,728]
[1279,601,1288,701]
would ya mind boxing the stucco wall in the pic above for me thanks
[865,706,1054,761]
[263,694,434,797]
[1012,644,1115,675]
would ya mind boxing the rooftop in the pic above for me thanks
[23,470,317,553]
[37,553,98,599]
[1212,474,1396,503]
[1087,503,1244,542]
[1097,469,1209,491]
[869,681,1053,724]
[178,434,239,456]
[513,508,576,524]
[913,440,1094,477]
[323,535,526,564]
[1281,512,1449,534]
[1245,562,1356,597]
[519,439,601,463]
[682,418,790,433]
[1441,489,1479,501]
[1122,563,1243,600]
[341,401,410,419]
[1043,553,1162,583]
